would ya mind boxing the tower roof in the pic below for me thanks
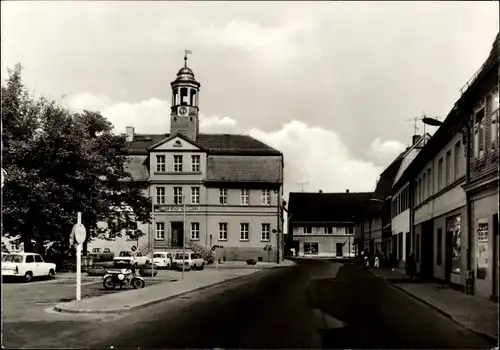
[171,50,200,86]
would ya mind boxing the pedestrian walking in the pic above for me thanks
[374,256,380,268]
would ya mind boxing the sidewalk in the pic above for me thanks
[369,268,498,343]
[54,268,263,314]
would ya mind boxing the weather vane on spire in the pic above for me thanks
[184,49,193,67]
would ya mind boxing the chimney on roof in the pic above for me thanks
[319,190,323,193]
[412,135,421,146]
[126,126,134,142]
[346,189,350,193]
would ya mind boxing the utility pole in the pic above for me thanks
[182,195,186,280]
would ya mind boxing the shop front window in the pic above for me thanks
[304,242,318,255]
[477,221,488,280]
[447,215,461,274]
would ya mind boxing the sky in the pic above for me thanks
[2,1,498,198]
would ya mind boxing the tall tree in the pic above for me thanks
[2,64,151,255]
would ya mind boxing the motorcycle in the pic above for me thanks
[102,264,145,290]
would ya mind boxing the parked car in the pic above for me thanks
[153,252,173,269]
[172,252,205,271]
[113,251,150,267]
[88,247,114,261]
[1,252,57,282]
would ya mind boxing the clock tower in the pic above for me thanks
[170,52,201,141]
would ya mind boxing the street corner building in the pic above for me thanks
[392,31,499,299]
[122,56,285,262]
[287,190,372,258]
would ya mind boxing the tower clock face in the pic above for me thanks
[178,106,188,116]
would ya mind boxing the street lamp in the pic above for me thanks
[422,117,444,127]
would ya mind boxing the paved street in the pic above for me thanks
[3,260,494,349]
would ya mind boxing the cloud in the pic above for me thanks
[66,93,397,198]
[367,137,407,164]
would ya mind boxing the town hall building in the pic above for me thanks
[121,54,285,262]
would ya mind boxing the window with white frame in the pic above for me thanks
[156,155,166,172]
[474,107,485,158]
[240,189,249,205]
[240,223,249,241]
[445,150,452,185]
[191,222,200,240]
[454,141,462,180]
[174,187,183,204]
[173,155,183,172]
[191,155,200,172]
[219,188,227,205]
[261,189,271,205]
[422,172,427,200]
[427,168,432,197]
[490,92,499,150]
[156,187,166,204]
[219,223,228,240]
[437,157,443,191]
[191,187,200,204]
[155,222,165,240]
[324,226,333,234]
[347,227,354,234]
[303,226,312,234]
[261,223,270,241]
[492,110,498,149]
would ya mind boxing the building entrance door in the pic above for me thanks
[170,222,184,248]
[421,220,434,280]
[493,214,499,299]
[336,243,343,257]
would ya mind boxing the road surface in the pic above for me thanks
[2,259,494,349]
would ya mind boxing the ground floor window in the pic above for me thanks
[191,222,200,240]
[304,242,318,255]
[156,222,165,240]
[477,220,489,280]
[447,215,461,274]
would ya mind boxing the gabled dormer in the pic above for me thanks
[147,133,207,180]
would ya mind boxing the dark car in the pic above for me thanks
[88,248,114,261]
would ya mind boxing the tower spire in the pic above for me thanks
[184,49,193,67]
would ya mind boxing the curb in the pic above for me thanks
[53,269,266,315]
[368,270,498,345]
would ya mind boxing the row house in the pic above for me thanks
[390,134,430,268]
[392,32,498,299]
[288,190,371,257]
[460,32,499,299]
[91,55,285,262]
[361,155,404,260]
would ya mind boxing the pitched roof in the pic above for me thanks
[124,155,148,181]
[126,133,282,156]
[288,191,373,223]
[206,155,282,184]
[373,156,404,199]
[393,134,431,186]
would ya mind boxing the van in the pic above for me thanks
[153,252,173,269]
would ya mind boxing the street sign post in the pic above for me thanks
[71,212,87,301]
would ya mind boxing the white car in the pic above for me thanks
[113,251,150,266]
[2,253,56,282]
[153,252,173,269]
[172,252,205,271]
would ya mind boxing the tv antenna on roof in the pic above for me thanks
[296,181,309,192]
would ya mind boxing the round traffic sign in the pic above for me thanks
[131,245,137,252]
[72,224,87,244]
